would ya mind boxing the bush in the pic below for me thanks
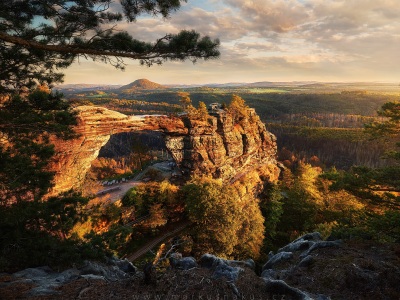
[332,210,400,243]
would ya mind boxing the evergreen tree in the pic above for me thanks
[228,94,249,122]
[327,101,400,209]
[321,102,400,242]
[178,91,195,114]
[0,90,77,203]
[0,91,100,271]
[365,101,400,161]
[196,101,209,121]
[0,0,220,93]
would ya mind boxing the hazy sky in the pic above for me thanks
[63,0,400,85]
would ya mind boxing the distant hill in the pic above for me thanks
[118,79,166,92]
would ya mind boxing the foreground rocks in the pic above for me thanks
[1,235,399,299]
[0,258,136,298]
[0,255,267,300]
[261,233,341,300]
[260,233,400,299]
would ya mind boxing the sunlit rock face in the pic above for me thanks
[165,110,280,186]
[49,106,279,195]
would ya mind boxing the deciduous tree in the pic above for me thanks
[183,177,264,259]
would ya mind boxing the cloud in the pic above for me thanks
[64,0,400,83]
[225,0,310,33]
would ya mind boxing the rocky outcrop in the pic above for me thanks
[49,105,279,195]
[0,257,136,297]
[261,232,342,300]
[2,236,399,299]
[165,109,279,184]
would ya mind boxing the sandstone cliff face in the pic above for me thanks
[49,106,279,195]
[166,110,280,188]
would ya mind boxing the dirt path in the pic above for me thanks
[126,222,190,262]
[94,161,176,203]
[95,180,141,202]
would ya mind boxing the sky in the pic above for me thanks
[63,0,400,85]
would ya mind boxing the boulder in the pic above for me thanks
[293,232,322,243]
[263,278,312,300]
[13,267,51,279]
[198,253,225,269]
[170,256,198,270]
[108,257,137,274]
[298,255,315,268]
[80,274,107,281]
[278,240,314,253]
[213,263,243,282]
[10,266,81,297]
[198,254,244,282]
[262,252,293,271]
[261,269,278,280]
[300,240,342,259]
[79,260,130,281]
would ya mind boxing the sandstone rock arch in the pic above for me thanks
[50,106,280,195]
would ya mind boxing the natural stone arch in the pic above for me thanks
[49,106,186,195]
[49,106,280,195]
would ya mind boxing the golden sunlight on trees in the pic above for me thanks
[365,101,400,160]
[122,181,181,225]
[182,177,264,259]
[0,0,220,271]
[178,93,209,121]
[197,101,209,121]
[229,94,249,120]
[296,162,323,204]
[178,92,193,111]
[234,195,265,259]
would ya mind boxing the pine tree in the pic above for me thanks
[228,94,249,122]
[0,0,220,93]
[365,101,400,160]
[197,101,209,121]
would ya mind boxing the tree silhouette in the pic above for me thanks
[0,0,220,93]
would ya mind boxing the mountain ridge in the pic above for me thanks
[55,80,400,92]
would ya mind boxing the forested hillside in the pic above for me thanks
[65,83,400,169]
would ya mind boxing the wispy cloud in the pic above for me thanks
[64,0,400,84]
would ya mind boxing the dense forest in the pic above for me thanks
[67,86,400,169]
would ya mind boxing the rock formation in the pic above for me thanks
[49,105,280,195]
[4,234,397,299]
[49,106,187,195]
